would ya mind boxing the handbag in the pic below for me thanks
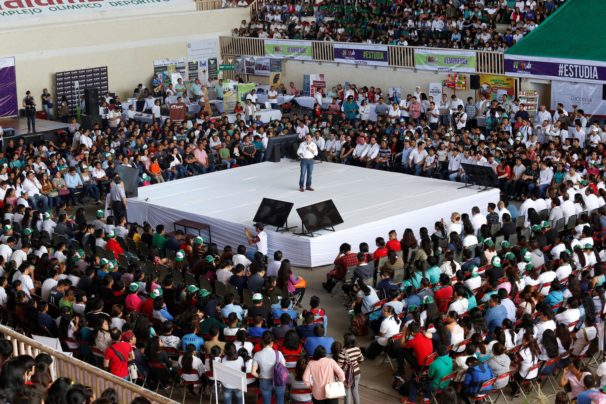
[58,188,70,196]
[325,381,346,399]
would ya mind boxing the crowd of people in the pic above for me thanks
[234,0,566,50]
[0,347,156,403]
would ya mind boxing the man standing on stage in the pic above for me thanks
[297,134,318,192]
[23,91,36,133]
[109,175,127,223]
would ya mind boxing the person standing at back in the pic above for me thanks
[23,91,36,133]
[109,175,127,223]
[252,331,287,404]
[303,345,346,404]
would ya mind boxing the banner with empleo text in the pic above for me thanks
[264,39,313,60]
[0,0,194,22]
[414,49,477,73]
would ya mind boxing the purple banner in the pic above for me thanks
[333,43,389,66]
[505,57,606,82]
[0,57,17,118]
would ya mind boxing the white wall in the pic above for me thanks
[0,7,249,100]
[282,60,479,100]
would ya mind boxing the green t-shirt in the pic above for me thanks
[152,234,167,256]
[199,317,225,335]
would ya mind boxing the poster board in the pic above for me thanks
[0,57,17,118]
[212,359,246,404]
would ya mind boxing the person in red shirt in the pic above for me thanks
[124,282,143,313]
[386,230,401,252]
[104,329,134,379]
[373,237,389,261]
[433,274,454,313]
[141,288,161,319]
[105,231,124,259]
[323,243,359,293]
[400,322,434,371]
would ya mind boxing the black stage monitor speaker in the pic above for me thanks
[253,198,294,228]
[264,133,299,162]
[602,84,606,100]
[81,114,102,130]
[296,199,344,233]
[470,74,480,90]
[84,88,99,115]
[114,165,139,198]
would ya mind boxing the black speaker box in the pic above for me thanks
[81,114,102,130]
[84,88,99,115]
[470,74,480,90]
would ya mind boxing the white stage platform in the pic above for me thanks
[127,161,500,267]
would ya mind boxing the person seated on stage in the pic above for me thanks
[322,243,359,293]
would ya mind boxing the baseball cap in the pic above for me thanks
[470,266,479,278]
[523,251,532,262]
[198,289,210,298]
[121,331,134,342]
[22,228,32,236]
[186,285,199,294]
[484,239,494,248]
[252,293,263,301]
[504,252,515,261]
[500,240,511,249]
[149,288,163,299]
[175,251,185,262]
[106,231,115,239]
[492,256,502,268]
[96,210,104,218]
[43,212,50,220]
[204,255,215,263]
[423,296,434,305]
[100,258,109,266]
[129,282,139,293]
[194,236,204,245]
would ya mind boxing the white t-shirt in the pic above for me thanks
[220,357,245,388]
[255,231,268,256]
[41,278,57,301]
[378,316,400,346]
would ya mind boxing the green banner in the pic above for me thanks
[219,64,235,71]
[264,39,313,60]
[237,83,257,102]
[414,49,477,73]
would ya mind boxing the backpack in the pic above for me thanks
[273,350,289,387]
[350,313,368,336]
[342,349,356,388]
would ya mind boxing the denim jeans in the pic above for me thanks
[299,159,314,189]
[345,374,361,404]
[259,379,285,404]
[222,387,242,404]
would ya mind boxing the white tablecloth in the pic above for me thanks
[226,109,282,123]
[295,96,332,109]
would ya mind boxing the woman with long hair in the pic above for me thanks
[303,345,345,404]
[280,329,303,370]
[337,333,364,404]
[399,228,418,264]
[510,333,540,397]
[220,342,245,403]
[178,344,205,395]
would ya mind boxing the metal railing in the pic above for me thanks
[195,0,223,10]
[0,324,176,404]
[220,36,506,75]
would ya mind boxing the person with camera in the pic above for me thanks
[23,90,36,133]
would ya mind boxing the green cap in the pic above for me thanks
[204,255,215,263]
[500,240,511,249]
[194,236,204,245]
[149,288,163,299]
[573,244,582,251]
[108,261,116,271]
[100,258,109,266]
[525,263,534,272]
[484,239,494,247]
[563,249,572,256]
[22,228,32,236]
[2,225,10,231]
[186,285,199,294]
[492,256,502,268]
[523,251,532,262]
[423,296,434,305]
[580,180,589,186]
[470,266,479,278]
[43,212,50,220]
[129,282,139,293]
[198,288,210,298]
[504,252,515,261]
[531,224,542,232]
[407,304,419,312]
[542,220,551,229]
[96,210,104,218]
[106,231,115,239]
[584,243,593,249]
[175,250,185,262]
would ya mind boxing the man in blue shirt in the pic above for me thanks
[64,167,84,205]
[296,313,316,339]
[271,298,298,324]
[303,325,334,357]
[484,295,508,335]
[221,293,244,320]
[181,323,204,351]
[576,374,598,404]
